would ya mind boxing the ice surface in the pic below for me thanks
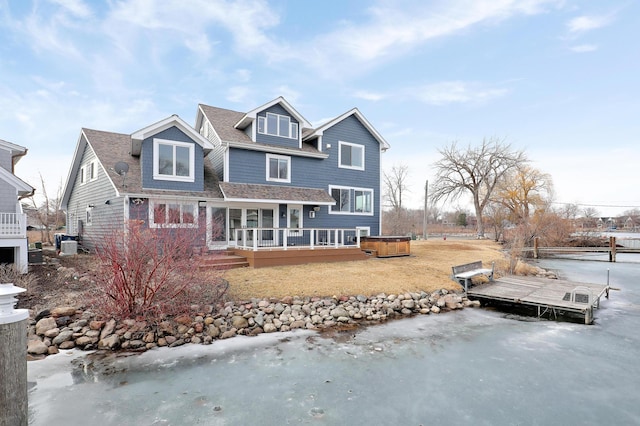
[28,259,640,426]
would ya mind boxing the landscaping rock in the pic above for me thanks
[51,307,77,317]
[35,317,57,336]
[27,340,49,355]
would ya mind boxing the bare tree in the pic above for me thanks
[494,164,553,222]
[431,138,526,238]
[383,164,410,211]
[28,174,64,244]
[485,201,511,242]
[582,207,600,218]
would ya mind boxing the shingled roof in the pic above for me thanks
[199,104,252,144]
[219,182,335,205]
[83,128,224,199]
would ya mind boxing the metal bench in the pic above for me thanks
[452,261,495,292]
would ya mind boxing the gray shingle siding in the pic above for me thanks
[0,149,10,172]
[0,184,16,212]
[141,126,206,191]
[209,145,225,181]
[65,140,121,251]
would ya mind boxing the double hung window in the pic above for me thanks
[266,154,291,183]
[338,141,364,170]
[153,139,195,182]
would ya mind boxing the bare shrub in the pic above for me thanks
[0,263,37,291]
[91,220,227,322]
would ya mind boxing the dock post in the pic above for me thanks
[609,237,616,262]
[533,237,539,259]
[0,283,29,426]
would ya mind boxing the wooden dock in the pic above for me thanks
[467,275,610,324]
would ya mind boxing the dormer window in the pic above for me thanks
[153,138,195,182]
[258,112,298,139]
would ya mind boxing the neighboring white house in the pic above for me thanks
[0,139,34,273]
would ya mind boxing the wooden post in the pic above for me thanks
[533,237,539,259]
[0,283,29,426]
[609,236,616,262]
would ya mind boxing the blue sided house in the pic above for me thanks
[60,97,390,267]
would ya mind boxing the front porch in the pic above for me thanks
[232,227,362,251]
[0,213,27,238]
[0,212,29,273]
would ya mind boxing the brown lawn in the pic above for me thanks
[224,239,506,300]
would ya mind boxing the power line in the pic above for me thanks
[551,202,640,209]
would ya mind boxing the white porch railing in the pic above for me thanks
[234,228,361,251]
[0,213,27,238]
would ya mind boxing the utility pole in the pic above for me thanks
[423,180,428,240]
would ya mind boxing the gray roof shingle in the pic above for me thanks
[84,128,224,199]
[219,182,335,205]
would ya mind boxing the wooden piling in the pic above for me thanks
[0,319,28,426]
[0,283,29,426]
[609,237,616,262]
[533,237,539,259]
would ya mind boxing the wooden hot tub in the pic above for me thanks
[360,236,411,258]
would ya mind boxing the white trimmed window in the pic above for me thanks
[79,166,86,185]
[354,190,372,213]
[330,187,350,212]
[266,154,291,183]
[89,160,98,181]
[329,186,374,216]
[258,112,298,139]
[150,201,197,228]
[338,141,365,170]
[153,139,195,182]
[85,206,93,226]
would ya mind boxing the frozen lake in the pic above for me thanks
[28,258,640,425]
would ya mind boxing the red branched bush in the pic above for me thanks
[91,220,227,321]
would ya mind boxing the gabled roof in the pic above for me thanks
[197,103,328,158]
[233,96,312,130]
[0,138,28,167]
[197,104,253,144]
[303,108,390,151]
[130,114,214,156]
[0,166,34,197]
[61,128,224,210]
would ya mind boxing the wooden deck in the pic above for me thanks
[467,275,610,324]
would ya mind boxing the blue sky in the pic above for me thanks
[1,0,638,217]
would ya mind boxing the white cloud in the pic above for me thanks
[566,15,613,33]
[301,0,562,76]
[273,86,300,104]
[105,0,280,57]
[354,91,386,101]
[226,86,251,104]
[411,81,508,105]
[235,69,252,83]
[570,44,598,53]
[47,0,92,18]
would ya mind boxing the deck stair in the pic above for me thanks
[198,250,249,269]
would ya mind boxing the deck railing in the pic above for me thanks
[0,213,27,238]
[233,227,361,251]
